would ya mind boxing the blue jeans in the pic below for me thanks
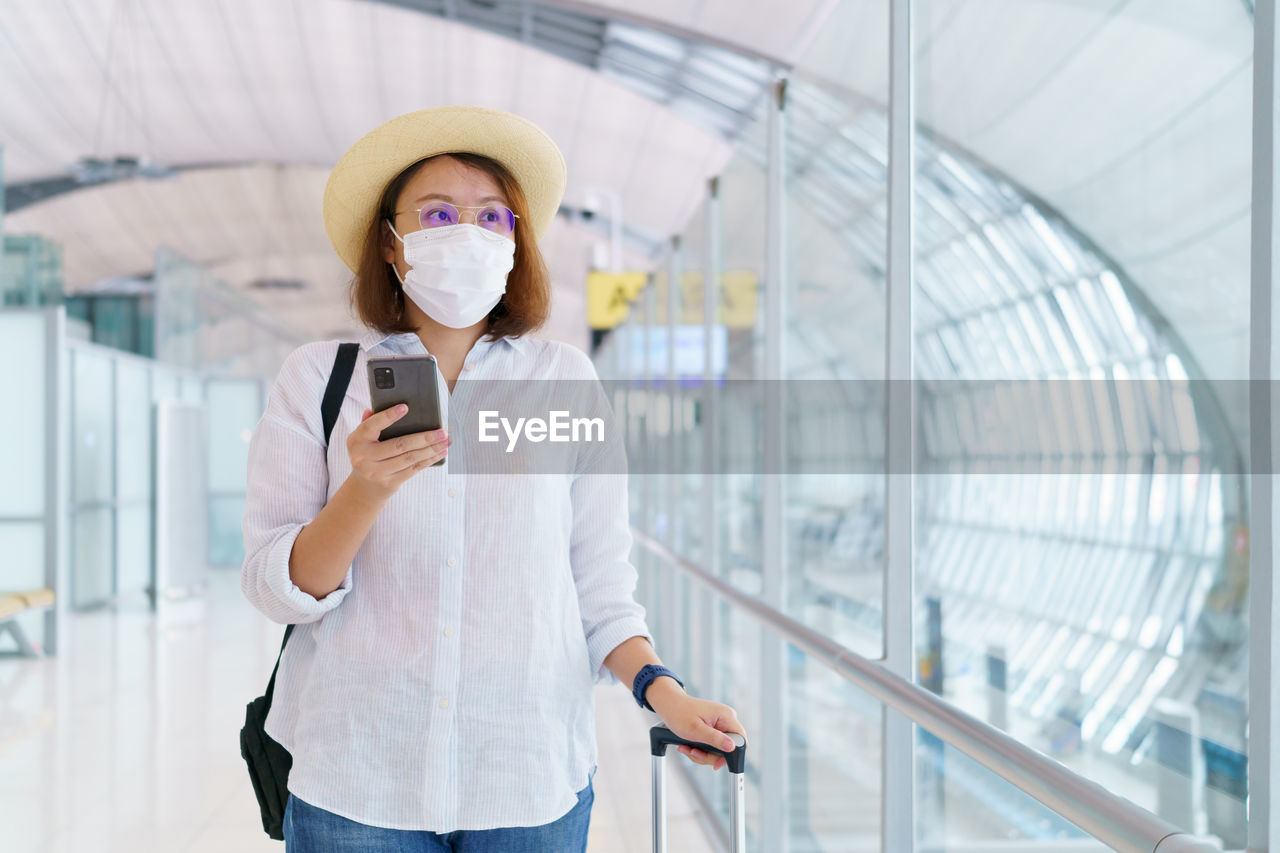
[283,769,595,852]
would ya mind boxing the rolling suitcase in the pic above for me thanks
[649,725,748,853]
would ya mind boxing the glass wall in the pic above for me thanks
[70,346,115,608]
[114,360,152,596]
[613,3,898,848]
[206,378,264,567]
[0,310,53,649]
[154,245,300,379]
[0,308,210,624]
[717,136,766,603]
[2,234,63,307]
[65,291,156,357]
[913,1,1252,846]
[676,197,709,588]
[66,336,205,608]
[615,0,1255,849]
[783,0,890,663]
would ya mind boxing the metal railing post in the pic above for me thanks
[703,179,722,699]
[665,240,687,676]
[885,0,917,848]
[1251,0,1279,848]
[761,75,791,853]
[643,278,657,640]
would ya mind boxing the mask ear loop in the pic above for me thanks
[385,219,408,286]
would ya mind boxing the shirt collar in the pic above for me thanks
[357,328,528,356]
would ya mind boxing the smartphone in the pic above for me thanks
[366,354,445,463]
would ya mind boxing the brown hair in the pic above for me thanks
[349,152,551,339]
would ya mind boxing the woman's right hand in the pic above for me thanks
[345,405,451,502]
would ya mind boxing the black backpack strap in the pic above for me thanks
[269,342,359,699]
[264,624,294,703]
[322,342,360,447]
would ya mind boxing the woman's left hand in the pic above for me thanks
[648,683,747,771]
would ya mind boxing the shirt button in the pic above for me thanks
[443,627,453,637]
[447,557,457,567]
[439,699,449,709]
[448,488,457,498]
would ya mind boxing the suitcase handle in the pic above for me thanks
[649,725,747,774]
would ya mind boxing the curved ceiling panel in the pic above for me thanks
[0,0,734,215]
[791,0,1252,382]
[566,0,838,64]
[0,0,746,346]
[916,2,1249,381]
[363,0,783,140]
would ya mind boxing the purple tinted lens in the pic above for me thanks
[420,203,459,228]
[477,206,515,234]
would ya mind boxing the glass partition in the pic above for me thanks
[915,737,1097,851]
[679,199,709,570]
[65,291,156,357]
[0,310,53,648]
[717,141,765,602]
[791,651,882,851]
[154,245,301,379]
[612,0,1255,847]
[0,312,48,516]
[115,360,152,596]
[70,347,115,607]
[2,234,63,307]
[913,0,1252,844]
[206,378,264,567]
[63,336,205,608]
[783,0,890,661]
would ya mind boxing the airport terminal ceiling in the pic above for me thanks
[0,0,829,345]
[0,0,1253,384]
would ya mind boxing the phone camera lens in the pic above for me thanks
[374,367,395,390]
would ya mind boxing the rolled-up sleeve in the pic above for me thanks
[241,344,353,625]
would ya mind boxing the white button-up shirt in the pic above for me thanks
[241,328,652,831]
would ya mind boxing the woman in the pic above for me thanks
[241,105,747,852]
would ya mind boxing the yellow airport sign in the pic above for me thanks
[593,269,758,329]
[678,270,758,328]
[587,271,648,329]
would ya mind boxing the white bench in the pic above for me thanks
[0,589,55,657]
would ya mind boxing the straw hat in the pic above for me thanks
[322,105,567,273]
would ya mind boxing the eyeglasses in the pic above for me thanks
[394,202,519,235]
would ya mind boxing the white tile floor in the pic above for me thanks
[0,569,717,853]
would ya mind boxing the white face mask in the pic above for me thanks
[387,222,516,329]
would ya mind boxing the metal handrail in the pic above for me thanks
[631,529,1222,853]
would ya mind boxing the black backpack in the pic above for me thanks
[240,342,358,840]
